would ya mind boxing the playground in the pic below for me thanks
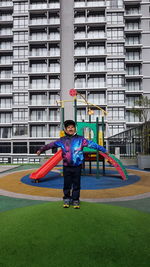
[0,91,150,266]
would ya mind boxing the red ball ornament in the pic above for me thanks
[69,88,77,97]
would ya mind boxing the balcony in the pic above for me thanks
[74,0,105,8]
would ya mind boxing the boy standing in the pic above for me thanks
[37,120,107,209]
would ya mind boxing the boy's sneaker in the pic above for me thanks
[73,200,80,209]
[63,199,70,208]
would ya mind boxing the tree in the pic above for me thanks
[131,96,150,155]
[131,95,150,122]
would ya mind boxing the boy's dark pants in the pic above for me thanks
[63,165,82,201]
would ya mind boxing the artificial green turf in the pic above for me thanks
[0,195,46,212]
[0,202,150,267]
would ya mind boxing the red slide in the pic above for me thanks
[30,150,62,180]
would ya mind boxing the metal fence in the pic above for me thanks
[108,122,150,158]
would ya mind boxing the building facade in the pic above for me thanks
[0,0,150,163]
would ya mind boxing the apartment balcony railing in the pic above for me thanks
[74,0,105,8]
[74,17,105,24]
[0,1,13,7]
[74,32,105,40]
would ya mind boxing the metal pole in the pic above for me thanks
[74,98,77,124]
[96,117,99,178]
[102,112,105,175]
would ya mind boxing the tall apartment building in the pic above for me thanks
[0,0,150,163]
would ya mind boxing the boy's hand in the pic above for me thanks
[36,150,41,156]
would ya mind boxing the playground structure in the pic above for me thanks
[30,89,128,181]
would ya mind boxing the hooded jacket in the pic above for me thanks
[39,134,107,167]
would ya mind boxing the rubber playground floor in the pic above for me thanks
[0,163,150,213]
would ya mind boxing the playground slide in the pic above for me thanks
[30,150,128,181]
[99,152,128,180]
[30,150,62,180]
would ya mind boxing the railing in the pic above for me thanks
[108,122,150,157]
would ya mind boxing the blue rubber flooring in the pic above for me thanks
[21,169,140,190]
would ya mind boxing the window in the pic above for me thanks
[0,41,12,50]
[87,42,105,55]
[107,28,124,39]
[74,26,86,39]
[49,125,59,137]
[13,109,28,121]
[30,94,47,105]
[75,59,86,72]
[126,51,140,60]
[0,55,12,64]
[30,77,47,89]
[13,2,28,13]
[31,62,47,73]
[75,43,86,55]
[13,78,28,90]
[0,98,11,108]
[13,142,27,153]
[126,35,140,45]
[108,108,125,121]
[30,30,47,41]
[126,7,140,15]
[14,47,28,59]
[107,13,124,24]
[49,60,60,72]
[0,127,11,138]
[107,59,124,71]
[107,75,124,87]
[74,11,86,23]
[0,83,12,93]
[75,75,86,88]
[49,76,60,89]
[126,80,141,91]
[49,44,60,56]
[49,12,60,24]
[0,27,12,35]
[107,0,123,9]
[30,109,46,121]
[14,17,28,28]
[126,96,140,106]
[107,43,124,55]
[0,142,11,153]
[126,66,140,75]
[0,69,12,78]
[77,108,86,122]
[108,125,125,137]
[88,27,105,39]
[87,59,105,71]
[14,32,28,43]
[87,11,105,23]
[29,142,45,154]
[13,125,28,136]
[88,75,105,88]
[30,125,47,137]
[107,92,125,104]
[13,93,28,105]
[126,22,139,30]
[88,92,105,105]
[13,62,28,74]
[126,111,140,122]
[49,28,60,40]
[49,93,60,105]
[0,113,11,123]
[31,47,47,57]
[74,0,85,7]
[49,109,60,121]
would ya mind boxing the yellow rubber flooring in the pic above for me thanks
[0,168,150,199]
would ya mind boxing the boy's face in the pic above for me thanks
[65,125,76,136]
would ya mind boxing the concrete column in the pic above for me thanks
[60,0,74,120]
